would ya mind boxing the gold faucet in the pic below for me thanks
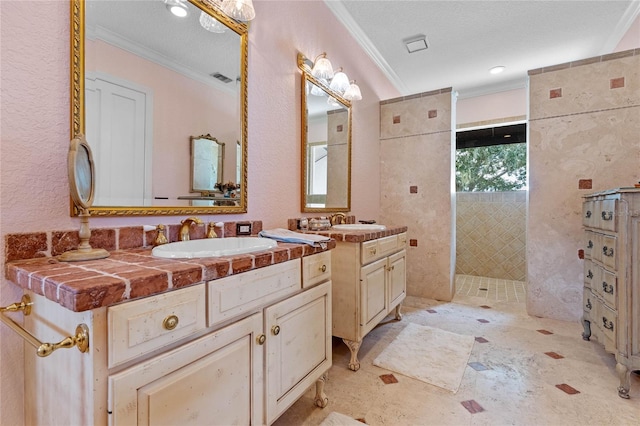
[207,222,219,238]
[154,224,168,246]
[180,217,203,241]
[330,213,347,225]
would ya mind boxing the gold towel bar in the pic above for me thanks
[0,295,90,357]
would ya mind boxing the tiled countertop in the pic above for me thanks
[300,225,408,243]
[6,241,335,312]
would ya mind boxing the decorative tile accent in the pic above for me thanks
[468,362,489,371]
[545,352,564,359]
[610,77,625,89]
[337,124,343,132]
[427,309,438,313]
[356,419,367,424]
[379,374,398,384]
[475,337,489,343]
[578,179,592,189]
[428,109,437,118]
[578,249,584,259]
[409,185,418,193]
[461,400,485,414]
[477,319,490,323]
[549,88,563,98]
[393,115,401,124]
[537,329,553,335]
[409,239,418,247]
[556,383,580,394]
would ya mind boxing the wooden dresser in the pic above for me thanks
[581,188,640,399]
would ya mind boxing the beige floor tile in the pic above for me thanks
[273,276,639,426]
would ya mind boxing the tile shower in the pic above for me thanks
[455,190,526,282]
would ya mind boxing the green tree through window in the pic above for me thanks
[455,141,526,192]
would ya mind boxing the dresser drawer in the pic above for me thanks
[598,303,617,350]
[583,287,595,316]
[207,259,300,327]
[582,200,595,227]
[600,234,617,270]
[597,199,617,232]
[598,269,617,309]
[108,285,207,368]
[302,251,331,288]
[583,259,599,289]
[584,231,596,259]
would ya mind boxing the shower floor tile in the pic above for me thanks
[455,274,526,302]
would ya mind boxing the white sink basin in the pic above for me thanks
[331,224,386,231]
[152,237,278,259]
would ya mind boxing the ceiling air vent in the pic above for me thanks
[211,72,232,83]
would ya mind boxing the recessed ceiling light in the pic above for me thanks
[165,0,188,18]
[404,35,428,54]
[489,66,506,75]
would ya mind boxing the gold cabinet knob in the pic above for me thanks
[320,264,327,273]
[257,334,266,345]
[271,325,280,336]
[163,315,179,331]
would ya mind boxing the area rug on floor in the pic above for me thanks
[373,322,474,393]
[319,412,364,425]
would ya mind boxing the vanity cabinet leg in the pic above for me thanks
[342,339,361,371]
[616,362,631,399]
[395,304,403,321]
[581,318,591,341]
[314,373,329,408]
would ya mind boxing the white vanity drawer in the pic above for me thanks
[361,235,398,265]
[207,259,300,327]
[397,232,407,248]
[108,285,207,368]
[302,251,331,288]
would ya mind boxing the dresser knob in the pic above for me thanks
[272,325,280,336]
[320,264,327,273]
[601,211,613,221]
[602,282,614,295]
[585,210,592,218]
[257,334,266,345]
[602,316,614,331]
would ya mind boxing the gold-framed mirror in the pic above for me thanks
[299,54,351,213]
[70,0,248,215]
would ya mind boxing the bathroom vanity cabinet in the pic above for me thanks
[331,232,407,370]
[581,188,640,399]
[21,252,332,425]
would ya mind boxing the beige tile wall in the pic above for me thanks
[528,49,640,321]
[379,89,455,301]
[455,191,526,281]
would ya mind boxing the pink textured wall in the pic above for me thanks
[0,1,398,423]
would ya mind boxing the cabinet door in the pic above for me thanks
[388,250,407,309]
[109,313,263,425]
[360,258,388,337]
[264,281,332,425]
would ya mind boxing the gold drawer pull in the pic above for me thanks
[585,210,592,218]
[320,264,327,273]
[370,248,377,255]
[602,316,614,331]
[0,295,90,358]
[271,325,280,336]
[163,315,179,331]
[601,211,613,221]
[257,334,266,345]
[602,246,614,257]
[602,282,614,295]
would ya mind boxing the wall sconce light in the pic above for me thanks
[165,0,189,18]
[222,0,256,22]
[299,52,363,102]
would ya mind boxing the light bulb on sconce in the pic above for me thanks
[221,0,256,21]
[311,53,334,80]
[329,68,350,94]
[343,81,362,101]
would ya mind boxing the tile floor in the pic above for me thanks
[454,274,526,302]
[273,276,639,425]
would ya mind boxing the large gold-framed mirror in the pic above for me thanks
[299,54,351,213]
[70,0,248,215]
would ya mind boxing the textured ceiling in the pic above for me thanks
[326,0,640,98]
